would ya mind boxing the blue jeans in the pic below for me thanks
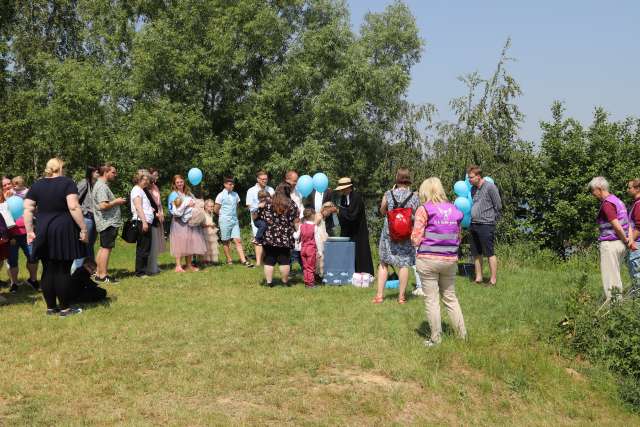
[73,216,97,271]
[627,248,640,294]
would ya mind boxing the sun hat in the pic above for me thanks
[334,177,353,191]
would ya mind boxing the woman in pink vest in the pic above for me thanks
[589,176,629,301]
[411,177,467,347]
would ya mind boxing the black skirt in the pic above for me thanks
[33,212,87,261]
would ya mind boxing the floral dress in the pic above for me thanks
[378,187,420,267]
[257,200,299,248]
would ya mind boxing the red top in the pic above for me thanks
[598,201,617,223]
[631,201,640,229]
[9,217,26,237]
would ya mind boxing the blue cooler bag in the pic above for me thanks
[323,240,355,285]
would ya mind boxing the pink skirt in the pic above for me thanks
[170,218,206,258]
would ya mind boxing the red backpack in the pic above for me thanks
[387,191,414,241]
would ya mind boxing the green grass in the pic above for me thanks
[0,243,639,425]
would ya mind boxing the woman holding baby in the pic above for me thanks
[168,175,206,272]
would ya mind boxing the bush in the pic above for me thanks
[558,275,640,410]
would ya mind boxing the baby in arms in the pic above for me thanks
[173,196,207,227]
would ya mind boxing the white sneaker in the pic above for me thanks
[423,339,439,348]
[412,287,425,297]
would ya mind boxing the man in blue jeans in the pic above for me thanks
[468,165,502,286]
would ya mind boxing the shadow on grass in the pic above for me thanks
[78,296,115,310]
[415,320,455,339]
[0,283,41,306]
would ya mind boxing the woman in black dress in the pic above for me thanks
[256,183,299,287]
[24,158,89,316]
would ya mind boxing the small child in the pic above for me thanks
[251,190,271,245]
[11,176,28,199]
[295,208,320,288]
[202,199,219,264]
[173,196,206,226]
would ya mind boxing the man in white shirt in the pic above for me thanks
[285,170,305,271]
[245,170,274,266]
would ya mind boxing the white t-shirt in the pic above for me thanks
[130,186,155,223]
[314,191,324,213]
[245,184,275,212]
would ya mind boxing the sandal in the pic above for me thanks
[175,266,186,273]
[398,295,406,304]
[226,261,233,265]
[372,295,384,304]
[244,261,255,268]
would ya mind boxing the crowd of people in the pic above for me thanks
[3,158,638,348]
[38,159,640,350]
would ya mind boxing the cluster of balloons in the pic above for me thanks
[453,175,495,229]
[6,196,24,221]
[183,167,331,199]
[296,172,329,197]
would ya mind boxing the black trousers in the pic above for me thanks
[135,223,152,275]
[41,259,73,310]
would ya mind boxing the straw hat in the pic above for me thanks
[334,177,353,191]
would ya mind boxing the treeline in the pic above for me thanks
[1,1,639,255]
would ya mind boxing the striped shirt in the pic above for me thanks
[471,181,502,225]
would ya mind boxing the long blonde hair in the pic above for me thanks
[44,158,64,177]
[418,177,448,204]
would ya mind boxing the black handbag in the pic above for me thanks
[121,220,139,243]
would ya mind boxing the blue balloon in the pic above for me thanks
[465,177,472,191]
[454,197,471,214]
[454,181,469,197]
[7,196,24,220]
[312,173,329,193]
[296,175,314,198]
[461,214,471,229]
[484,176,495,185]
[167,192,178,211]
[187,168,203,186]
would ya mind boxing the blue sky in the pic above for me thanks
[348,0,640,142]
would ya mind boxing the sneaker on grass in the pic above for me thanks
[95,275,119,284]
[59,307,82,317]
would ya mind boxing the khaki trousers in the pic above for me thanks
[416,258,467,343]
[600,240,627,300]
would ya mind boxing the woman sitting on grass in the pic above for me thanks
[411,177,467,347]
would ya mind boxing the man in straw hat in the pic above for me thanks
[329,177,374,275]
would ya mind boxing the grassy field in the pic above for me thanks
[1,243,639,426]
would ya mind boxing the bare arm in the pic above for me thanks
[23,199,36,242]
[379,193,388,216]
[214,203,221,215]
[67,194,89,242]
[133,195,149,232]
[67,194,87,230]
